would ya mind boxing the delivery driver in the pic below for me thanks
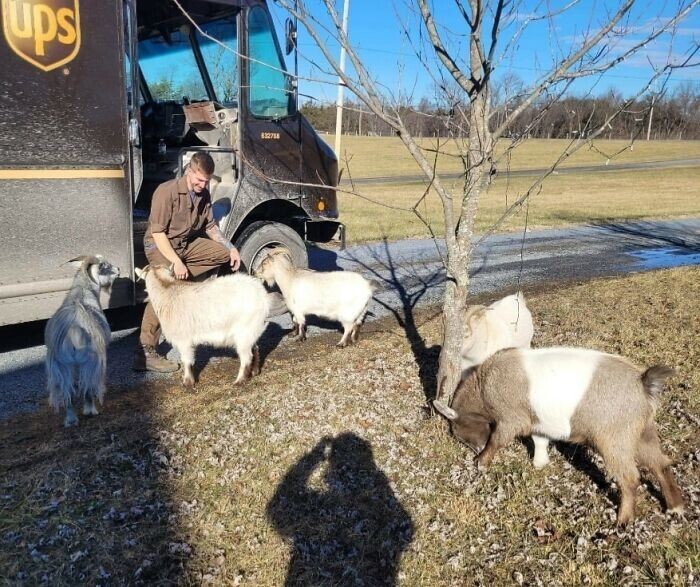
[133,151,241,372]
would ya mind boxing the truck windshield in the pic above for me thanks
[196,15,238,106]
[139,28,208,102]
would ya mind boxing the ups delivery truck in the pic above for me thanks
[0,0,341,325]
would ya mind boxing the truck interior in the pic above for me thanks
[128,2,240,213]
[128,1,293,213]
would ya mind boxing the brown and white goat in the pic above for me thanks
[434,347,684,525]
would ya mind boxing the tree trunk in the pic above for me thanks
[435,280,468,400]
[435,69,492,404]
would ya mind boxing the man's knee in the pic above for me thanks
[211,243,230,265]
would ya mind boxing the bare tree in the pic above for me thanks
[275,0,699,403]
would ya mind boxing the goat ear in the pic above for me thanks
[433,400,458,421]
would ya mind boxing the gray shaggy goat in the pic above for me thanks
[45,255,119,427]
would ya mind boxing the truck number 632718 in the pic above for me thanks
[260,132,280,140]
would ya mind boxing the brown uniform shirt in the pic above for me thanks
[144,176,216,253]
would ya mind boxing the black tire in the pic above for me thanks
[235,220,308,273]
[234,221,308,318]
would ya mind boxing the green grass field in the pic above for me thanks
[321,137,700,243]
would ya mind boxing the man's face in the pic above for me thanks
[187,167,211,193]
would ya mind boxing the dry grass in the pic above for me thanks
[327,137,700,243]
[340,167,700,242]
[1,267,699,585]
[332,136,700,179]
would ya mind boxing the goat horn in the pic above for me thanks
[67,255,101,267]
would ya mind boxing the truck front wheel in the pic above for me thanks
[235,220,308,273]
[235,221,308,317]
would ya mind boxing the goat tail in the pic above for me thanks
[642,365,676,398]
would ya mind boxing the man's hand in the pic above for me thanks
[230,247,241,272]
[173,258,189,280]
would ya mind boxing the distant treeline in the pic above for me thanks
[301,86,700,141]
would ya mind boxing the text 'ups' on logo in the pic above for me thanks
[2,0,80,72]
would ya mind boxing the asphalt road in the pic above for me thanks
[340,158,700,186]
[1,218,699,421]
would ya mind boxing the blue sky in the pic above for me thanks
[269,0,700,106]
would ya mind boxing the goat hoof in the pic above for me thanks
[183,378,195,389]
[533,457,550,469]
[616,515,633,527]
[64,418,78,428]
[475,454,492,469]
[336,341,347,348]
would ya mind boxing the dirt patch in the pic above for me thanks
[1,267,698,585]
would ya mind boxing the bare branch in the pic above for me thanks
[417,0,478,96]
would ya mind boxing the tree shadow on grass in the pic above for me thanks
[344,238,444,403]
[267,433,414,586]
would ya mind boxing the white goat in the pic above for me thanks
[135,265,270,387]
[255,248,374,347]
[434,347,684,525]
[460,292,534,375]
[45,255,120,427]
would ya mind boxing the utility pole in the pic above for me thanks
[334,0,350,158]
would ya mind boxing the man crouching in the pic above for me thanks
[134,152,241,372]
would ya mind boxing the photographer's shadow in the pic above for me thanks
[267,433,414,586]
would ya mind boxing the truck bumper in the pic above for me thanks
[304,220,346,250]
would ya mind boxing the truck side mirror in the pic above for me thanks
[285,18,296,55]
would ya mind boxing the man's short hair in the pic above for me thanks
[189,152,215,176]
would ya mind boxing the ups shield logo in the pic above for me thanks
[2,0,80,72]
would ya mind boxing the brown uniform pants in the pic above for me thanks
[139,237,230,347]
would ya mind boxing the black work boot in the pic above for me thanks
[133,345,180,373]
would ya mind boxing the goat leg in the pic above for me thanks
[83,390,100,416]
[251,346,261,377]
[337,322,354,348]
[475,425,514,468]
[598,440,640,526]
[532,435,550,468]
[636,429,684,514]
[61,384,79,427]
[288,317,299,339]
